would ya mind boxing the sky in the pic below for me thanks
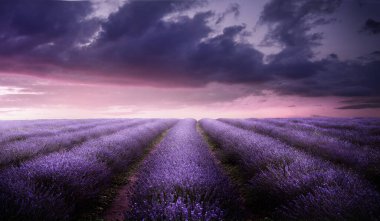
[0,0,379,119]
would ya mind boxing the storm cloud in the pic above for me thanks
[0,0,95,57]
[337,98,380,109]
[0,0,379,100]
[362,18,380,34]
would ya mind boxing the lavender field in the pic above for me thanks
[1,118,380,221]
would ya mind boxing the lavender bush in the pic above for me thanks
[261,118,380,147]
[0,119,96,143]
[0,119,176,220]
[221,118,380,185]
[125,119,241,220]
[286,117,380,135]
[0,119,148,168]
[200,119,380,220]
[0,119,124,145]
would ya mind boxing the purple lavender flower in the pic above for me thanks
[125,119,241,220]
[0,119,176,220]
[220,118,380,185]
[200,118,380,220]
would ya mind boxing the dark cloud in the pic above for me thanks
[362,18,380,34]
[257,0,380,99]
[265,56,325,79]
[337,103,380,109]
[259,0,341,56]
[272,57,380,97]
[337,98,380,109]
[257,0,342,82]
[0,0,379,105]
[101,0,202,40]
[95,10,216,85]
[87,0,265,86]
[0,0,91,36]
[188,24,266,83]
[357,50,380,62]
[0,0,95,57]
[215,3,240,24]
[329,53,339,59]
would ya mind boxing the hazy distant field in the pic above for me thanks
[1,118,379,220]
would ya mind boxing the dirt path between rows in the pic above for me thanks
[102,130,169,221]
[103,174,138,221]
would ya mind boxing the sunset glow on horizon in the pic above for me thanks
[1,0,379,119]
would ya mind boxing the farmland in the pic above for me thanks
[0,118,379,220]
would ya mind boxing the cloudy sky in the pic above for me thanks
[0,0,379,119]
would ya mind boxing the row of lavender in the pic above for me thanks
[0,119,148,168]
[0,119,176,220]
[200,119,380,220]
[125,119,242,220]
[257,117,380,147]
[220,118,380,186]
[0,119,118,143]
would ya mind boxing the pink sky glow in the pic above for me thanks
[1,73,378,120]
